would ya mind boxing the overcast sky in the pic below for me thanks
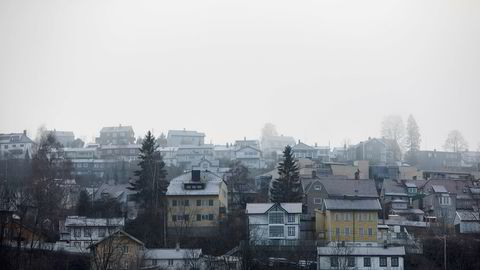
[1,0,479,150]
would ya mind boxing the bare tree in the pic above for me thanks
[405,114,421,164]
[329,241,354,270]
[167,201,200,245]
[444,130,468,152]
[381,115,405,152]
[183,248,203,270]
[90,232,145,270]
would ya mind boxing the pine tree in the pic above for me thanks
[270,145,302,203]
[405,115,421,165]
[128,131,168,211]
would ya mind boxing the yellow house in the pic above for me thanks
[315,198,381,242]
[166,170,228,238]
[89,230,145,270]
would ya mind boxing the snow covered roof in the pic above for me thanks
[324,199,382,211]
[456,210,480,221]
[317,246,405,256]
[64,216,125,227]
[100,125,134,133]
[246,203,302,214]
[167,130,205,137]
[166,171,224,196]
[431,185,448,193]
[144,249,202,260]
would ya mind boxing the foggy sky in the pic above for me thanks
[1,0,479,150]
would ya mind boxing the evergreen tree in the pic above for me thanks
[77,190,90,216]
[128,131,168,211]
[270,145,302,203]
[405,114,421,165]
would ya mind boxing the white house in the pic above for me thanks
[0,131,35,160]
[317,244,405,270]
[143,248,203,269]
[246,203,302,245]
[234,146,266,169]
[167,129,205,147]
[58,216,125,252]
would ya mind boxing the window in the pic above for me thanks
[184,200,189,206]
[359,228,364,237]
[335,227,340,236]
[84,228,91,237]
[197,214,201,221]
[197,200,201,206]
[287,214,295,223]
[268,212,284,224]
[208,214,213,220]
[74,228,81,237]
[287,226,295,237]
[344,227,350,236]
[168,259,173,266]
[172,215,177,222]
[368,228,373,236]
[122,246,128,254]
[380,256,387,267]
[314,185,321,191]
[98,228,106,237]
[392,257,399,267]
[364,257,371,267]
[269,225,284,237]
[184,215,189,221]
[209,200,214,206]
[439,196,451,205]
[74,242,81,248]
[347,257,355,267]
[314,198,322,204]
[330,257,338,267]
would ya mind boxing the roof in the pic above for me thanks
[456,210,480,221]
[292,142,315,151]
[431,185,448,193]
[65,216,125,227]
[317,245,405,256]
[94,183,135,200]
[90,230,144,248]
[144,249,202,260]
[166,171,224,196]
[324,198,382,211]
[49,130,74,137]
[0,133,35,144]
[167,130,205,137]
[316,178,378,198]
[405,182,417,188]
[422,179,474,195]
[100,125,134,133]
[235,145,261,153]
[246,203,302,214]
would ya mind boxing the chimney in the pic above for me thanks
[23,130,27,136]
[312,170,317,178]
[191,170,201,182]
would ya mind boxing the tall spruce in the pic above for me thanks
[128,131,168,211]
[270,145,302,203]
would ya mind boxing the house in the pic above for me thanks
[214,144,234,162]
[89,230,145,270]
[261,135,295,158]
[48,130,75,146]
[175,145,215,169]
[415,150,463,171]
[348,138,401,165]
[234,138,260,149]
[167,129,205,147]
[315,198,382,242]
[59,216,125,252]
[64,147,98,159]
[166,170,228,237]
[159,146,179,167]
[234,145,266,169]
[317,244,405,270]
[96,125,135,145]
[246,203,302,245]
[98,144,140,161]
[292,141,318,159]
[380,179,425,221]
[143,247,203,269]
[0,131,35,160]
[454,210,480,234]
[302,178,378,216]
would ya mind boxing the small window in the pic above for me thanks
[368,228,373,236]
[197,200,201,206]
[330,257,338,267]
[209,200,214,206]
[287,226,295,237]
[74,228,81,237]
[344,227,350,236]
[364,257,371,267]
[392,257,399,267]
[359,228,364,237]
[335,227,340,236]
[172,200,177,206]
[172,215,177,222]
[380,256,387,267]
[197,214,201,221]
[314,198,322,204]
[122,246,129,254]
[287,214,295,223]
[168,259,174,266]
[314,185,321,191]
[184,200,189,206]
[98,228,106,238]
[84,228,92,237]
[208,214,213,220]
[347,257,355,267]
